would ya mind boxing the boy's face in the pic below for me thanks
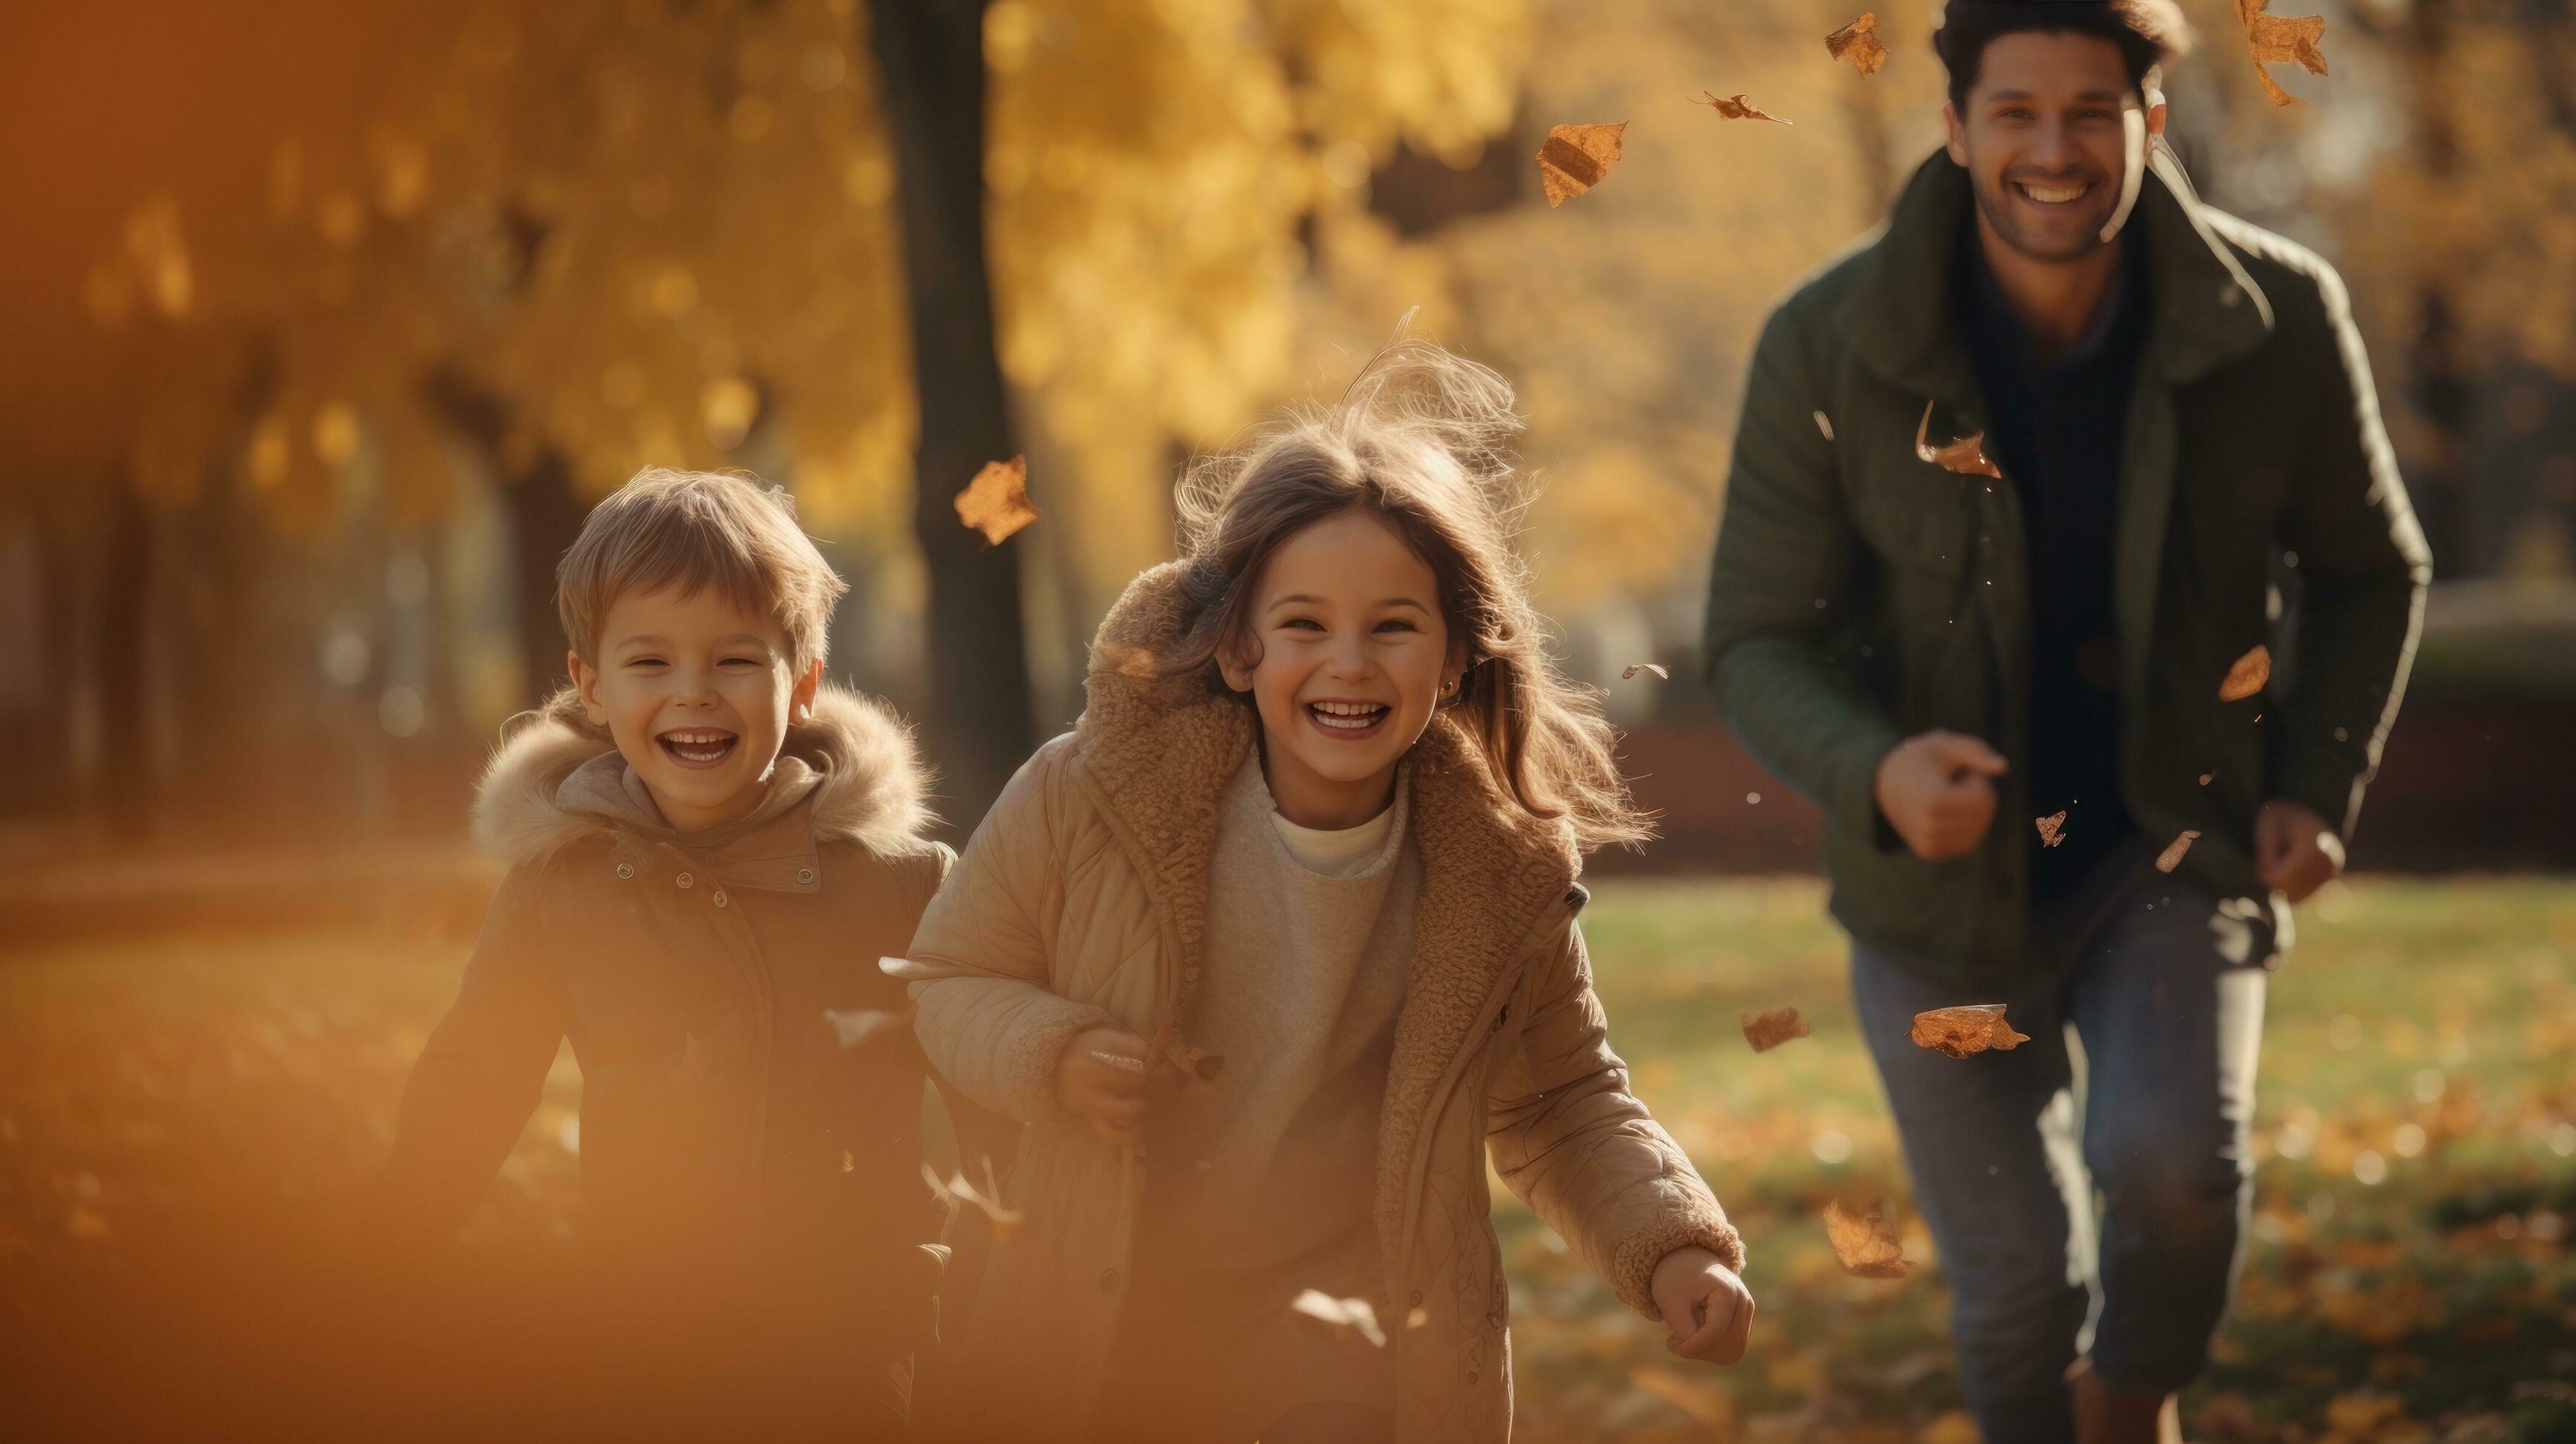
[1218,508,1464,830]
[1943,31,2163,261]
[568,585,821,834]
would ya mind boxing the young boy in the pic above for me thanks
[376,469,952,1431]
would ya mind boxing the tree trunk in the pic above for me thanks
[867,0,1036,835]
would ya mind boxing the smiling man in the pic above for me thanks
[1702,4,2431,1440]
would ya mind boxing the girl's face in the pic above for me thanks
[568,584,820,834]
[1219,508,1464,830]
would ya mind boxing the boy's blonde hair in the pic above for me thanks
[557,468,849,670]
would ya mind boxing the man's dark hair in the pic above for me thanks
[1932,0,2194,114]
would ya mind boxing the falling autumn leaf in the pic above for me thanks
[2237,0,2328,108]
[1915,400,2002,480]
[1825,13,1888,77]
[823,1007,908,1050]
[1536,122,1628,207]
[2200,772,2216,786]
[670,1031,708,1086]
[2220,645,2272,702]
[923,1158,1022,1243]
[1741,1006,1811,1053]
[1622,662,1671,680]
[955,455,1039,546]
[1290,1289,1389,1347]
[1910,1003,2030,1059]
[2035,811,2068,848]
[1822,1198,1911,1278]
[2157,830,2202,873]
[1698,91,1791,125]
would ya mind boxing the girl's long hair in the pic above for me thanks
[1159,326,1652,852]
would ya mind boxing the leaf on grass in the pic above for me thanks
[1629,1363,1735,1426]
[1741,1006,1811,1053]
[923,1158,1022,1243]
[1537,122,1628,207]
[823,1007,908,1050]
[1910,1003,2029,1059]
[2238,0,2328,108]
[2035,810,2068,848]
[955,456,1039,546]
[1698,91,1791,125]
[1825,13,1888,76]
[2156,830,2201,873]
[670,1031,708,1087]
[1822,1198,1910,1278]
[1914,399,2002,479]
[2219,645,2271,702]
[1290,1289,1387,1347]
[1621,662,1670,680]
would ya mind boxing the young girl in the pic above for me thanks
[890,337,1752,1442]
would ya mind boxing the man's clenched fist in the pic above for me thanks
[1873,730,2008,861]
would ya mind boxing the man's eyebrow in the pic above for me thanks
[1986,88,2125,103]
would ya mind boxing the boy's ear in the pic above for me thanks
[790,656,823,723]
[568,650,610,726]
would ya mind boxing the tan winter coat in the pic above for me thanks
[891,563,1744,1442]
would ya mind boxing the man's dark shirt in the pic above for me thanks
[1956,217,2152,899]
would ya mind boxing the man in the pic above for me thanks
[1701,4,2429,1440]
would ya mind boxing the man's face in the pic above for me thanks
[1944,32,2158,262]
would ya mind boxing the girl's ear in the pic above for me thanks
[790,656,823,723]
[1215,634,1257,695]
[568,650,611,726]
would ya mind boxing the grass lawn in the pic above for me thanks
[3,875,2572,1440]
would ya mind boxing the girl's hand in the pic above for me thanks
[1649,1247,1755,1364]
[1057,1026,1153,1146]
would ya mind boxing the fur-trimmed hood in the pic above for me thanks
[471,684,936,867]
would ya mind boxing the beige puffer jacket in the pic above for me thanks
[891,563,1744,1441]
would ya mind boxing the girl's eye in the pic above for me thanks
[1375,619,1418,634]
[1281,618,1324,632]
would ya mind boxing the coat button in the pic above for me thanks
[614,862,634,880]
[713,889,729,908]
[676,872,694,889]
[1409,1290,1424,1308]
[796,867,815,885]
[1098,1268,1120,1294]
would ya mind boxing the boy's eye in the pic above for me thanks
[720,656,762,667]
[627,656,666,668]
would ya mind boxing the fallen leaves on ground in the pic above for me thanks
[1698,91,1791,124]
[2158,830,2202,873]
[1914,399,2002,480]
[1622,662,1670,680]
[1822,1198,1911,1278]
[2237,0,2329,108]
[1741,1006,1811,1053]
[922,1158,1022,1242]
[1825,13,1887,76]
[2035,811,2068,848]
[1910,1003,2029,1059]
[955,456,1039,545]
[1537,122,1628,207]
[1290,1289,1387,1347]
[822,1007,908,1050]
[2221,645,2273,702]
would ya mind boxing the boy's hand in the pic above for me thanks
[1057,1026,1153,1146]
[1650,1247,1754,1364]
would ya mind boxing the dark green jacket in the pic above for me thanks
[1702,146,2431,986]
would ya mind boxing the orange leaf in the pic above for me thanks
[1698,91,1791,125]
[1822,1198,1911,1278]
[1621,662,1670,680]
[1741,1006,1811,1053]
[2219,645,2272,702]
[2238,0,2328,108]
[1536,122,1628,207]
[1910,1003,2029,1059]
[2156,830,2202,873]
[2035,810,2068,848]
[1825,13,1888,77]
[955,455,1038,545]
[1914,399,2001,479]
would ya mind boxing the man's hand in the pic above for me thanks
[1056,1026,1152,1146]
[1649,1247,1755,1364]
[1873,730,2008,861]
[2256,799,2345,903]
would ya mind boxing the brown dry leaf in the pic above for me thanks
[2219,645,2272,702]
[2156,830,2202,873]
[1698,91,1791,125]
[2238,0,2328,108]
[1536,122,1628,207]
[1741,1006,1811,1053]
[1914,399,2002,479]
[1825,13,1887,76]
[1821,1198,1911,1278]
[923,1158,1022,1243]
[2199,772,2215,786]
[1290,1289,1388,1347]
[1621,662,1671,681]
[823,1007,908,1050]
[2035,810,2068,848]
[955,456,1039,546]
[1629,1363,1736,1427]
[1910,1003,2030,1059]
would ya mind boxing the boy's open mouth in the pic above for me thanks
[1305,699,1390,739]
[656,729,739,768]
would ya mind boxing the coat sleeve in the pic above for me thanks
[1486,911,1744,1322]
[1702,301,1908,844]
[885,740,1115,1129]
[376,867,569,1241]
[2272,263,2433,840]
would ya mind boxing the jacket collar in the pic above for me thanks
[1848,141,2273,407]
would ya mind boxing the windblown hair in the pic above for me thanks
[1933,0,2193,113]
[555,467,849,670]
[1161,329,1651,852]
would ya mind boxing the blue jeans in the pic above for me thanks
[1850,837,2274,1442]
